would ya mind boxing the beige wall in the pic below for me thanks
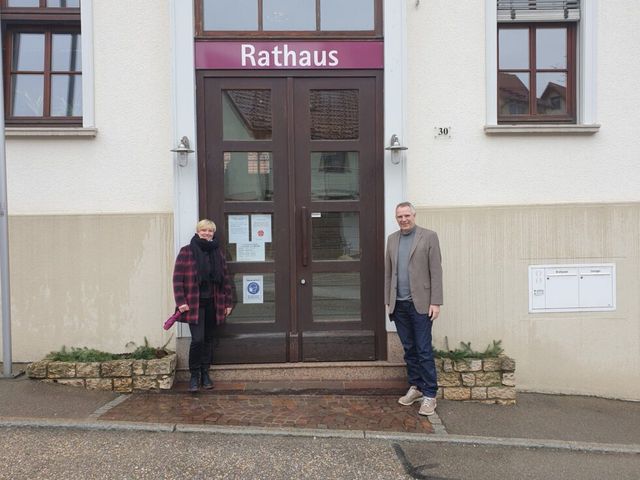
[0,214,175,362]
[416,203,640,400]
[6,0,173,215]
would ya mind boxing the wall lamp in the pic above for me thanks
[385,134,408,164]
[170,136,194,167]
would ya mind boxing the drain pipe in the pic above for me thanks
[0,30,13,378]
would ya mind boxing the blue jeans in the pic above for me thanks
[391,300,438,398]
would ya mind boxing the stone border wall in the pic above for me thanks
[26,354,177,393]
[435,356,516,404]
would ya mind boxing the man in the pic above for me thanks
[385,201,443,416]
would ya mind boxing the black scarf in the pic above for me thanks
[189,234,223,286]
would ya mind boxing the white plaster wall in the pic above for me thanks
[405,0,640,207]
[5,0,173,215]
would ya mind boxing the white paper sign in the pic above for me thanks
[236,242,266,262]
[251,214,272,243]
[228,215,249,243]
[243,275,264,304]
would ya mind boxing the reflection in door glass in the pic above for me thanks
[312,273,360,322]
[224,213,275,262]
[311,152,359,200]
[310,90,359,140]
[223,90,272,140]
[227,273,276,324]
[312,212,360,260]
[224,152,273,201]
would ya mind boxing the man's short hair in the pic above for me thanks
[396,201,416,215]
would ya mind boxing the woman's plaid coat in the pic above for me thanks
[172,244,233,325]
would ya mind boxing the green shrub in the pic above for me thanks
[434,339,504,360]
[46,336,173,362]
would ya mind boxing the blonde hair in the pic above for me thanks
[196,219,216,232]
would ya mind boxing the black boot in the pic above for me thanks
[188,372,200,393]
[201,368,214,390]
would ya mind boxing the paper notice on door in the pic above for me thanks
[243,275,264,304]
[236,242,265,262]
[228,215,249,243]
[251,214,272,243]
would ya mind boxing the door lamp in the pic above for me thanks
[170,136,194,167]
[385,134,408,164]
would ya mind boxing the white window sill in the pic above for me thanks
[5,127,98,138]
[484,124,600,135]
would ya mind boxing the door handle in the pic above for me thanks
[301,206,309,267]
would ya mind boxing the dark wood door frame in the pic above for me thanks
[195,69,386,362]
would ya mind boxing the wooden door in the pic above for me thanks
[198,73,384,363]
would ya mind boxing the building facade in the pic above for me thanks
[2,0,639,400]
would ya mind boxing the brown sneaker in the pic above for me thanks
[398,386,424,406]
[418,397,437,416]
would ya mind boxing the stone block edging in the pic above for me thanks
[26,354,177,393]
[435,356,516,404]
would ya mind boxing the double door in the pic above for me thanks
[197,73,384,363]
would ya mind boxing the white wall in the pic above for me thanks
[6,0,173,215]
[405,0,640,207]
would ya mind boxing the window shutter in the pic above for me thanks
[497,0,580,22]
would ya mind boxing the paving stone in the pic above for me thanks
[101,391,434,434]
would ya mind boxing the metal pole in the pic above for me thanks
[0,28,13,378]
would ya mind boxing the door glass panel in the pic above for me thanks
[310,90,359,140]
[51,74,82,116]
[498,72,530,115]
[310,152,359,200]
[47,0,80,6]
[224,152,273,201]
[8,0,39,6]
[52,33,82,71]
[312,273,361,322]
[499,29,529,69]
[223,90,272,140]
[312,212,360,260]
[12,33,44,71]
[263,0,315,31]
[321,0,374,31]
[227,273,276,324]
[536,28,567,69]
[11,74,44,116]
[225,213,275,262]
[536,73,567,115]
[203,0,258,31]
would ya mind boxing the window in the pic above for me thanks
[1,0,82,126]
[498,24,575,123]
[196,0,380,37]
[494,0,584,126]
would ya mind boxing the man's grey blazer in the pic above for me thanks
[385,225,443,315]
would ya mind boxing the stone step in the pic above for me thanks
[171,378,409,395]
[176,361,406,383]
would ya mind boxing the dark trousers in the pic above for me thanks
[391,300,438,398]
[188,298,215,374]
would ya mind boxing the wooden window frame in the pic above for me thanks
[194,0,382,39]
[498,23,576,124]
[1,0,81,125]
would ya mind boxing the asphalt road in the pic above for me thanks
[1,427,638,480]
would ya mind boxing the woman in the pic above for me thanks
[173,219,233,392]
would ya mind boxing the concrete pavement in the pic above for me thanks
[1,374,639,455]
